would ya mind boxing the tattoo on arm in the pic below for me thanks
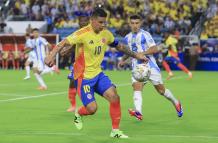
[121,54,129,61]
[115,43,136,58]
[50,39,72,58]
[142,46,159,55]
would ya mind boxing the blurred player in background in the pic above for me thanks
[162,32,192,80]
[60,14,90,112]
[30,28,59,90]
[45,8,147,138]
[23,33,35,80]
[119,15,183,121]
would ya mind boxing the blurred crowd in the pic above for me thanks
[0,50,26,70]
[4,0,217,38]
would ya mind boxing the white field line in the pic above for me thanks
[141,134,218,140]
[0,93,30,97]
[0,81,66,87]
[0,76,186,103]
[0,92,67,103]
[0,131,218,140]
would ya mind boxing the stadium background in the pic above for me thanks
[0,0,218,71]
[0,0,218,143]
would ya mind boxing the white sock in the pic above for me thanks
[40,67,53,75]
[163,89,178,105]
[133,91,142,114]
[25,66,30,77]
[34,73,47,87]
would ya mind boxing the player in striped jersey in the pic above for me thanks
[31,28,59,90]
[24,33,35,80]
[119,15,183,120]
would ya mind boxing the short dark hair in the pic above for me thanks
[129,14,142,20]
[25,33,30,37]
[91,8,107,18]
[32,28,39,32]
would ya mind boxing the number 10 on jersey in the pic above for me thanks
[94,46,101,55]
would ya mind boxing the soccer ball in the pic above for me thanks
[132,64,151,82]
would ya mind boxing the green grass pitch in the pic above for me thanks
[0,70,218,143]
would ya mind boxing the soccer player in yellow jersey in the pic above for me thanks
[45,8,147,138]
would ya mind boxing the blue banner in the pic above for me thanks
[196,53,218,71]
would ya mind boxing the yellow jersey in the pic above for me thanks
[66,24,115,79]
[165,35,178,57]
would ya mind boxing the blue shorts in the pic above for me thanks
[75,72,114,106]
[164,56,180,64]
[67,67,74,80]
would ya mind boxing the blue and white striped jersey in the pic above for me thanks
[25,38,36,59]
[31,36,49,64]
[123,29,160,72]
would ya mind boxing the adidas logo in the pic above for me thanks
[89,40,94,44]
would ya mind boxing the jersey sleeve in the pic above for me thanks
[66,32,82,45]
[106,30,119,47]
[41,37,49,46]
[144,32,156,48]
[25,39,32,48]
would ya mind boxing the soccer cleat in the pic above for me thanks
[37,86,47,90]
[128,109,143,120]
[110,130,128,138]
[74,112,83,130]
[67,106,76,112]
[175,101,183,117]
[23,76,30,80]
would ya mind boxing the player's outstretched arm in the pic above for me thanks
[46,43,52,51]
[118,54,129,68]
[45,39,73,67]
[142,45,160,55]
[115,43,148,62]
[59,45,75,57]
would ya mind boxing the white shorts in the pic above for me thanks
[27,56,35,63]
[26,53,36,63]
[132,68,163,85]
[33,60,45,72]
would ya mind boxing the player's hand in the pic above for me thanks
[135,53,148,63]
[118,60,126,68]
[44,55,55,67]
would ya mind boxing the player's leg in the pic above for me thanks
[150,69,183,117]
[162,58,173,80]
[24,59,31,80]
[176,60,192,79]
[33,61,47,90]
[40,65,60,75]
[67,79,77,112]
[102,86,128,138]
[74,77,98,130]
[95,72,128,138]
[154,84,183,117]
[128,77,144,120]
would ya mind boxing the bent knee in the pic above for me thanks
[110,94,120,103]
[86,105,97,115]
[158,89,165,95]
